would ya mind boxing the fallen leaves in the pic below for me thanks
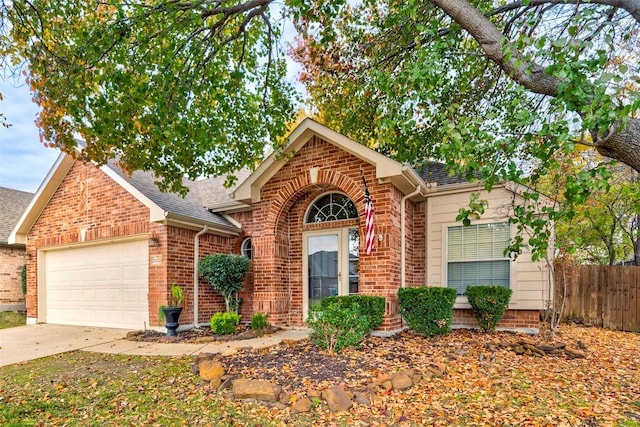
[1,324,639,426]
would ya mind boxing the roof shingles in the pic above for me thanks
[0,187,34,244]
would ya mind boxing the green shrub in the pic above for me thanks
[307,302,370,354]
[398,287,457,336]
[465,286,513,332]
[198,254,251,314]
[250,312,270,331]
[320,295,385,329]
[21,264,26,296]
[209,312,241,335]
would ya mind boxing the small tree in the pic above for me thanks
[198,254,250,314]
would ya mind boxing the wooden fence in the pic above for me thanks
[555,265,640,332]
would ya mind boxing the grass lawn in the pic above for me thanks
[1,324,639,426]
[0,311,26,329]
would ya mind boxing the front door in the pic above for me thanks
[303,228,359,318]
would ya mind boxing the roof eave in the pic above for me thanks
[9,153,74,245]
[162,213,241,237]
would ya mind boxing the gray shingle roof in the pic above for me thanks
[105,161,241,230]
[0,187,34,244]
[416,162,475,186]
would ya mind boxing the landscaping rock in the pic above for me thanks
[322,385,353,412]
[354,391,371,405]
[391,372,413,390]
[307,389,322,398]
[291,397,313,413]
[279,391,291,405]
[199,359,225,382]
[232,379,282,402]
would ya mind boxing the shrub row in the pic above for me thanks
[398,285,512,335]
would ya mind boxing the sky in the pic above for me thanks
[0,16,303,195]
[0,78,60,193]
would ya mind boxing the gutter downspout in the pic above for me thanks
[194,225,208,328]
[401,186,423,289]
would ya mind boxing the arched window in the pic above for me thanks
[305,193,358,224]
[240,237,252,259]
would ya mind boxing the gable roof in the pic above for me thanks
[225,118,430,209]
[10,152,241,245]
[0,187,34,246]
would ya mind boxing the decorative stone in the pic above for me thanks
[279,392,291,405]
[291,397,313,413]
[307,389,322,398]
[199,360,225,382]
[322,385,353,412]
[391,372,413,390]
[232,379,282,402]
[354,391,371,405]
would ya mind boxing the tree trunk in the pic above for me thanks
[431,0,640,173]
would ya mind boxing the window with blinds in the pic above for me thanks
[447,223,510,296]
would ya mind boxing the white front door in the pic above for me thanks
[302,228,359,318]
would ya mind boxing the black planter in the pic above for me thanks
[163,306,183,336]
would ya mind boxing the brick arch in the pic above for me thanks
[265,169,366,232]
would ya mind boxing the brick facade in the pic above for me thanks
[229,136,413,330]
[22,123,544,333]
[25,161,240,327]
[0,245,26,309]
[453,309,540,331]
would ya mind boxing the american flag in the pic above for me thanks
[362,171,375,255]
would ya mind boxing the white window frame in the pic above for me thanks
[240,237,252,259]
[444,220,516,307]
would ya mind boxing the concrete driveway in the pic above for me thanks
[0,324,131,367]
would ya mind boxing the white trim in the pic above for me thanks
[98,165,167,222]
[302,227,359,320]
[303,192,357,224]
[240,237,253,259]
[9,153,73,245]
[441,220,518,309]
[232,118,430,205]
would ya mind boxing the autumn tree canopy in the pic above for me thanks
[1,0,298,194]
[2,0,640,258]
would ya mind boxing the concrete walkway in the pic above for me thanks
[0,324,310,367]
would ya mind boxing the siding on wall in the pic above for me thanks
[425,185,549,311]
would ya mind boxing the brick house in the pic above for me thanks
[0,187,34,311]
[11,119,549,332]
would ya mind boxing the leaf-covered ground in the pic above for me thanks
[1,324,639,426]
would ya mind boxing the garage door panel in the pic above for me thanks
[44,240,149,329]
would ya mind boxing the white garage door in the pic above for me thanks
[44,240,149,329]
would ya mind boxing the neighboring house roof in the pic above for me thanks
[0,187,34,246]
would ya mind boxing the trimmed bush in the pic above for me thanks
[250,312,270,331]
[21,264,26,296]
[320,295,385,329]
[398,287,457,336]
[209,312,241,335]
[307,302,370,354]
[198,254,251,314]
[465,286,513,332]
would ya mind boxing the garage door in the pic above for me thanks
[44,240,149,329]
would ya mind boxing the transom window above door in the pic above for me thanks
[305,193,358,224]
